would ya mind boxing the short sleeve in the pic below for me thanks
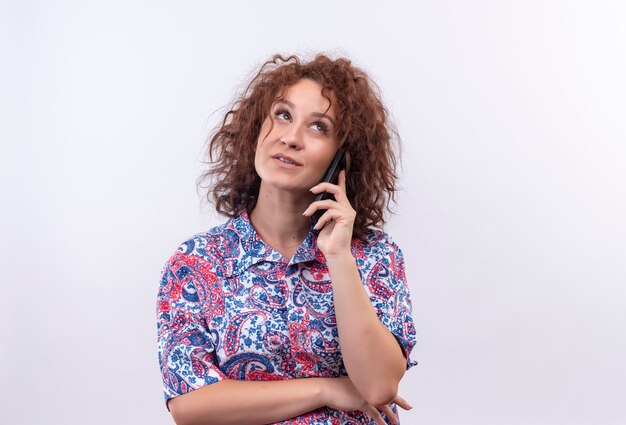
[156,248,226,409]
[365,235,418,370]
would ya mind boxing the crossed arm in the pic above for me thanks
[325,252,408,406]
[167,253,410,425]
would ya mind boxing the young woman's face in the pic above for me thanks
[254,78,340,194]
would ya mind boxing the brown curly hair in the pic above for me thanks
[197,53,402,241]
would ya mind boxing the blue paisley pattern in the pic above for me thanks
[156,210,417,424]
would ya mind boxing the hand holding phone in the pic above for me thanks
[310,147,345,231]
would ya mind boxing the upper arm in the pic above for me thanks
[157,245,227,410]
[366,234,418,370]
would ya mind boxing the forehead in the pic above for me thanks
[277,78,337,116]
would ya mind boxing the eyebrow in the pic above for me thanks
[276,99,336,126]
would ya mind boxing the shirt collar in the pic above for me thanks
[221,210,324,278]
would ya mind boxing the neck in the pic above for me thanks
[248,181,314,249]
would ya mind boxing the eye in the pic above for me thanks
[312,121,329,134]
[274,109,291,121]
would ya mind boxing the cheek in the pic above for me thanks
[310,147,338,178]
[258,117,274,141]
[253,140,266,176]
[254,120,271,154]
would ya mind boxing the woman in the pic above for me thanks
[157,53,417,425]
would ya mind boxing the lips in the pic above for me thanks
[272,153,302,166]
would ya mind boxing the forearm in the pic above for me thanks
[169,377,326,425]
[326,253,406,406]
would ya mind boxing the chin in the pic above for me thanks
[266,179,307,193]
[260,174,310,194]
[256,161,317,194]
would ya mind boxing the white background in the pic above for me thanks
[1,1,625,424]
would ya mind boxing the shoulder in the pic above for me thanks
[176,221,228,257]
[163,220,232,278]
[157,222,234,319]
[351,227,404,264]
[350,229,409,298]
[349,228,407,282]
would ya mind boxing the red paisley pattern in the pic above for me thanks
[156,210,417,423]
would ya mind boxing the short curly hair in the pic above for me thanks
[197,53,402,241]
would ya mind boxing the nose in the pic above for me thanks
[280,124,304,150]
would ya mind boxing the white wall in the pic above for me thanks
[1,1,625,424]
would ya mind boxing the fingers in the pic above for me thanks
[305,171,354,226]
[302,198,355,218]
[302,199,355,231]
[302,199,337,217]
[338,169,347,192]
[365,405,387,425]
[378,404,399,425]
[364,402,402,425]
[312,207,344,231]
[310,177,347,202]
[393,395,413,411]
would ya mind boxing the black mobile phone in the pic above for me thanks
[311,147,345,230]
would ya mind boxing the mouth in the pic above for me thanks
[272,153,302,166]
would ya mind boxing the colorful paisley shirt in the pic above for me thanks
[156,210,417,424]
